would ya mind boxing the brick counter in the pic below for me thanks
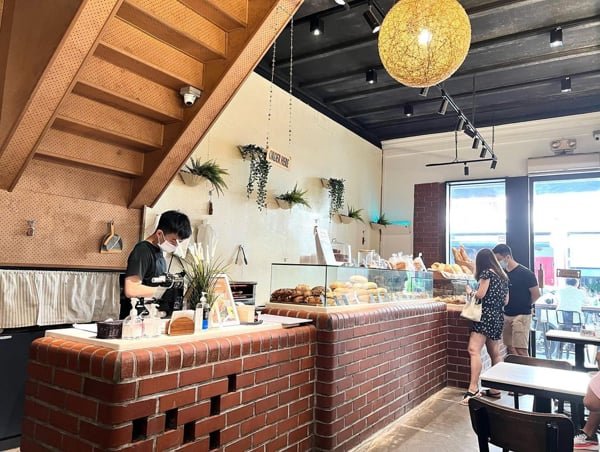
[21,327,316,451]
[264,302,447,451]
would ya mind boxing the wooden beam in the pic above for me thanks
[0,0,124,192]
[179,0,248,31]
[117,0,227,62]
[128,0,304,208]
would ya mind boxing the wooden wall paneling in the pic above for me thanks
[179,0,248,31]
[117,0,227,61]
[0,0,124,192]
[55,94,164,151]
[36,129,144,177]
[74,56,183,123]
[0,0,81,152]
[97,17,204,90]
[0,185,140,269]
[129,0,303,208]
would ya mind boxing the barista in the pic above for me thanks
[119,210,192,319]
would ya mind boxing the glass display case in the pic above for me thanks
[269,263,433,307]
[432,272,476,304]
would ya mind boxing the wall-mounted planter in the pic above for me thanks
[338,214,354,224]
[370,222,387,230]
[320,178,331,188]
[179,172,206,187]
[275,199,292,210]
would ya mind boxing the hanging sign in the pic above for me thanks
[556,268,581,279]
[267,148,291,170]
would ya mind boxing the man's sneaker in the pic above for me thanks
[574,431,599,450]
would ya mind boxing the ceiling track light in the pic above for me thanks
[456,117,465,132]
[437,97,449,115]
[310,17,324,36]
[419,87,430,97]
[472,137,480,149]
[366,68,377,84]
[463,163,469,176]
[490,159,497,169]
[561,76,572,93]
[404,104,413,117]
[550,26,563,48]
[363,9,381,34]
[464,127,476,138]
[479,147,487,158]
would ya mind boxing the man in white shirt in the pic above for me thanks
[557,278,586,325]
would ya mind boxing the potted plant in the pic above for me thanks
[180,157,229,196]
[370,213,393,230]
[339,205,364,224]
[176,243,229,310]
[275,184,311,209]
[322,178,345,216]
[239,144,271,211]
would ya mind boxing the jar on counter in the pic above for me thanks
[331,239,352,265]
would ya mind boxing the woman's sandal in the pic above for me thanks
[482,389,501,399]
[460,390,481,405]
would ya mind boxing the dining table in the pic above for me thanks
[480,361,591,427]
[545,329,600,371]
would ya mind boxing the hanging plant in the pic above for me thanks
[339,205,365,224]
[239,144,271,211]
[370,212,393,230]
[275,184,310,209]
[326,178,345,216]
[180,158,229,196]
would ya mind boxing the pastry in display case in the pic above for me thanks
[430,261,475,305]
[269,264,433,308]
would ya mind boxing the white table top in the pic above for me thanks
[545,329,600,344]
[480,362,590,398]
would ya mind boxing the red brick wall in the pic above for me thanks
[264,302,447,452]
[22,327,316,451]
[413,182,446,266]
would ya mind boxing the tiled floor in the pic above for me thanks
[352,387,535,452]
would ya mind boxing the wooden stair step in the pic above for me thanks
[55,94,163,151]
[98,17,204,90]
[118,0,227,62]
[179,0,248,31]
[76,56,183,123]
[36,129,144,177]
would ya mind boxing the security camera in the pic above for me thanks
[179,86,202,107]
[594,130,600,141]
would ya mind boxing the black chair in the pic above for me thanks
[468,397,574,452]
[503,354,572,413]
[556,310,583,360]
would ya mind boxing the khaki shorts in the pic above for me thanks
[503,314,532,349]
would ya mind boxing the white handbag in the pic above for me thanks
[461,293,482,322]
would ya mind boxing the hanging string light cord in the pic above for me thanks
[265,41,276,151]
[288,18,294,149]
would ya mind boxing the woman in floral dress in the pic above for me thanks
[461,248,509,405]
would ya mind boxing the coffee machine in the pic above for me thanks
[133,271,186,318]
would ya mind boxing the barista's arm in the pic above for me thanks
[124,275,161,298]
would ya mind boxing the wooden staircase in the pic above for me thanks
[0,0,301,208]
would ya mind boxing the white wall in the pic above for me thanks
[150,73,382,304]
[381,111,600,256]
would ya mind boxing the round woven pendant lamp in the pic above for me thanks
[378,0,471,88]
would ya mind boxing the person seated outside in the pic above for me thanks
[574,352,600,450]
[557,278,586,329]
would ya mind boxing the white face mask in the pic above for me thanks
[158,232,178,254]
[499,258,508,270]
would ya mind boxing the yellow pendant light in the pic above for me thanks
[378,0,471,88]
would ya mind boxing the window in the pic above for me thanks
[446,180,506,263]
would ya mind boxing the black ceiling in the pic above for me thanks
[255,0,600,147]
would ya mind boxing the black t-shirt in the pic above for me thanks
[504,264,538,316]
[120,241,166,318]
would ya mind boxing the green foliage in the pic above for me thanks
[183,158,229,196]
[176,254,229,310]
[276,184,311,208]
[375,213,392,226]
[328,178,345,216]
[239,144,271,211]
[346,205,365,223]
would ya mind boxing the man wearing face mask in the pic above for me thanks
[119,210,192,319]
[493,243,541,356]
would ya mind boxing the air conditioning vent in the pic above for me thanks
[527,152,600,175]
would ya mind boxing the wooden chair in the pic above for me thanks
[468,397,574,452]
[503,354,572,413]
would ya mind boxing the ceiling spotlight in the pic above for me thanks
[404,104,413,117]
[456,117,466,131]
[334,0,347,4]
[366,68,377,84]
[419,87,429,97]
[310,17,324,36]
[479,147,487,158]
[561,76,572,93]
[550,26,563,48]
[490,159,498,170]
[464,164,469,176]
[472,137,480,149]
[464,127,476,138]
[363,8,381,34]
[437,98,449,115]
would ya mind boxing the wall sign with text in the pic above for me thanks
[267,149,291,170]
